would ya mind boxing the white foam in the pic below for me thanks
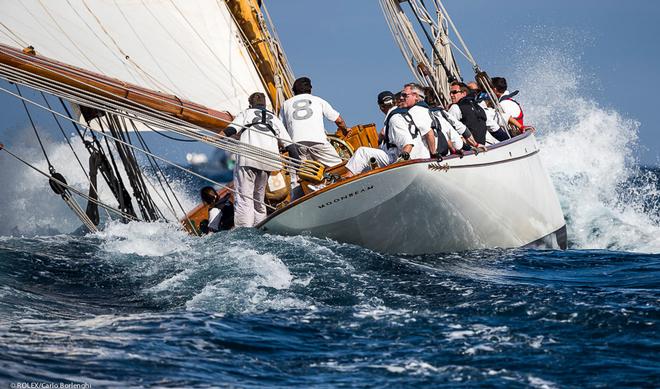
[369,360,441,375]
[0,130,197,237]
[511,42,660,253]
[183,243,308,314]
[96,220,192,257]
[528,375,559,389]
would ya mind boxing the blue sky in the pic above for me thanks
[1,0,658,165]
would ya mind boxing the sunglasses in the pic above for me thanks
[399,92,417,99]
[449,90,463,95]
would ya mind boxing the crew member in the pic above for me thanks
[223,92,296,227]
[344,90,429,177]
[199,186,234,233]
[424,87,465,154]
[400,83,437,156]
[280,77,349,168]
[491,76,527,135]
[447,81,488,146]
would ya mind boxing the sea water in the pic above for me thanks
[1,52,659,387]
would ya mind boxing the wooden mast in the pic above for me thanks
[226,0,293,112]
[0,43,233,132]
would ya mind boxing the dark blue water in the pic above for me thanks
[1,165,660,388]
[0,107,657,388]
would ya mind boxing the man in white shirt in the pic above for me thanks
[280,77,349,168]
[222,92,296,227]
[400,83,437,156]
[491,77,527,135]
[422,87,466,154]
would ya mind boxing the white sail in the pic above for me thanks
[0,0,269,114]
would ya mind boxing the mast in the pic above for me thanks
[226,0,295,112]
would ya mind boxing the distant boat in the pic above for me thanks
[186,150,235,183]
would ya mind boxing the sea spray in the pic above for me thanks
[0,128,198,236]
[509,34,660,253]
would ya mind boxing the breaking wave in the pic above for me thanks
[509,31,660,253]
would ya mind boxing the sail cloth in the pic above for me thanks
[0,0,270,116]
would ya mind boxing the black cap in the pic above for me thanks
[377,91,394,105]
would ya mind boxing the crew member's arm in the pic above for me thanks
[274,119,301,161]
[447,139,457,154]
[509,116,523,131]
[320,98,349,136]
[399,144,413,160]
[334,115,349,136]
[423,130,436,156]
[220,112,244,139]
[464,134,478,148]
[221,126,240,139]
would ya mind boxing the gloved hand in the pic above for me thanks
[399,151,410,160]
[430,152,443,161]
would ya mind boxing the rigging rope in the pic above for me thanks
[0,46,343,172]
[41,91,112,221]
[1,145,140,222]
[0,84,276,211]
[130,119,195,230]
[15,84,54,171]
[0,62,321,176]
[407,1,457,82]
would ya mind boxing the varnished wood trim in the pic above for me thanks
[0,43,233,131]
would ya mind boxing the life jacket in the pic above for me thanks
[428,107,453,156]
[499,90,524,126]
[239,108,278,137]
[455,95,488,144]
[383,107,416,150]
[210,199,234,231]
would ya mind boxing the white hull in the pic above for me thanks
[260,133,566,254]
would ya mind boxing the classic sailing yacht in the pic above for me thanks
[0,0,566,254]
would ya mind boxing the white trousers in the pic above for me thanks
[299,141,343,167]
[345,147,391,175]
[290,141,343,190]
[233,166,269,228]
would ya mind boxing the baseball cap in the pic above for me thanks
[377,91,394,105]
